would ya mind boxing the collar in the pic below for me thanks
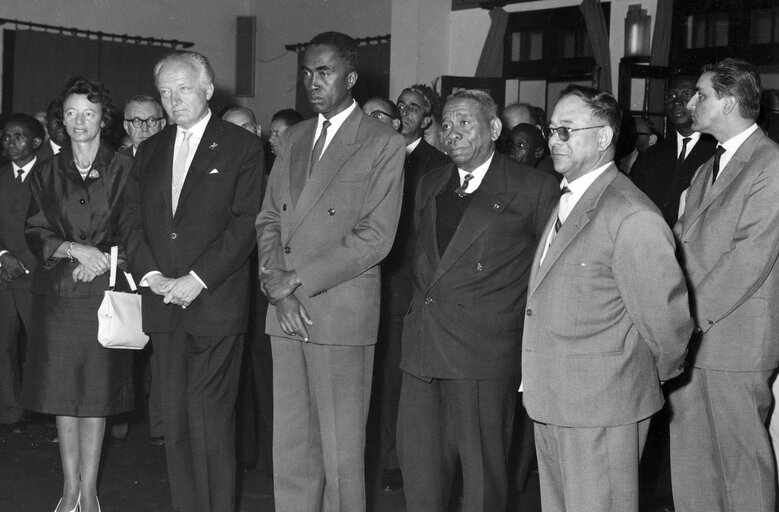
[177,109,212,143]
[561,161,611,199]
[676,130,702,158]
[716,123,759,174]
[406,137,422,155]
[316,100,357,137]
[50,139,62,155]
[11,157,37,182]
[457,151,494,194]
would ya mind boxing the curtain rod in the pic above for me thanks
[0,17,194,48]
[285,34,390,53]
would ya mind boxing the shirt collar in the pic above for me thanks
[561,161,611,197]
[676,130,701,147]
[720,123,759,155]
[12,157,37,182]
[406,137,422,155]
[50,139,62,154]
[316,99,357,135]
[457,151,494,194]
[177,109,212,142]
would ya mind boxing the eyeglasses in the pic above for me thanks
[368,110,397,121]
[543,125,604,142]
[665,90,694,105]
[397,102,428,116]
[125,117,165,128]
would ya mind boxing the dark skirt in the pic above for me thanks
[22,293,134,417]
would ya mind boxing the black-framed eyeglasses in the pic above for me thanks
[125,117,165,128]
[543,125,604,142]
[368,110,397,121]
[665,90,694,105]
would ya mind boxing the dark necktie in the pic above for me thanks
[455,173,474,198]
[677,137,691,166]
[310,120,331,174]
[15,169,23,183]
[711,145,725,184]
[555,187,572,232]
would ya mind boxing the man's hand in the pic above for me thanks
[163,274,205,308]
[146,274,175,296]
[260,267,301,303]
[71,264,98,283]
[0,252,29,281]
[275,294,313,341]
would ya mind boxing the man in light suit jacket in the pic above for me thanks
[398,89,558,512]
[125,50,264,512]
[670,58,779,512]
[522,85,692,512]
[255,32,404,512]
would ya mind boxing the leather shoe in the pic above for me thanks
[149,436,165,446]
[0,421,25,438]
[380,468,403,492]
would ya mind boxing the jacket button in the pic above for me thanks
[282,204,287,211]
[284,246,291,254]
[79,234,86,240]
[170,232,177,239]
[79,198,86,205]
[328,208,336,215]
[424,297,433,305]
[526,309,532,316]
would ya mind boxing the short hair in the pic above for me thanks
[559,84,621,142]
[446,89,498,122]
[54,76,116,135]
[220,105,257,124]
[308,32,358,73]
[704,58,762,120]
[509,123,544,149]
[400,86,433,115]
[271,108,304,127]
[154,50,215,87]
[124,95,163,117]
[4,112,46,141]
[364,96,398,118]
[410,83,443,123]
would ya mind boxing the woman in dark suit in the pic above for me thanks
[22,77,135,512]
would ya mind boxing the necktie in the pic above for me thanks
[15,169,23,183]
[455,173,474,198]
[677,137,691,166]
[540,186,571,265]
[310,120,331,174]
[172,131,192,215]
[555,187,572,232]
[711,145,725,184]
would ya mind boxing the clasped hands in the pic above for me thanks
[260,267,313,341]
[70,245,109,283]
[147,273,204,308]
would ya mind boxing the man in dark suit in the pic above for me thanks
[0,114,43,437]
[374,86,450,493]
[670,58,779,512]
[632,73,717,226]
[35,100,68,162]
[256,32,404,512]
[398,89,558,512]
[522,86,692,512]
[125,50,264,512]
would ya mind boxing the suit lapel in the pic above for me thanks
[528,165,617,298]
[153,127,176,218]
[176,118,223,217]
[289,122,316,208]
[286,108,363,242]
[429,156,515,287]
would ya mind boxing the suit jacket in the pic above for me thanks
[0,163,37,290]
[523,164,692,427]
[382,139,450,315]
[400,152,559,380]
[256,106,405,346]
[632,133,717,225]
[126,116,264,336]
[35,140,59,163]
[674,128,779,371]
[26,144,135,297]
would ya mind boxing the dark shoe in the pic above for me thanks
[44,422,59,443]
[381,468,403,492]
[149,435,165,446]
[110,422,129,446]
[0,420,26,437]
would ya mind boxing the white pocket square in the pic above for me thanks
[209,169,220,174]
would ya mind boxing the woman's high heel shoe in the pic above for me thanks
[53,492,80,512]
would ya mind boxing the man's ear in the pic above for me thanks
[489,118,503,142]
[31,137,43,151]
[421,114,433,131]
[648,134,658,147]
[534,146,544,160]
[392,119,401,132]
[597,126,614,151]
[722,96,736,116]
[346,71,358,91]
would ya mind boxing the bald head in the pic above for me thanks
[222,106,260,137]
[501,103,534,131]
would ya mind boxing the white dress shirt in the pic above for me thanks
[312,100,358,159]
[457,152,494,194]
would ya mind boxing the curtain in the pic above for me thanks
[475,7,509,78]
[650,0,673,66]
[579,0,612,92]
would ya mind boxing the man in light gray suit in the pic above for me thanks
[670,58,779,512]
[522,85,692,512]
[256,31,404,512]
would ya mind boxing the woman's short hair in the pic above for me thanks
[54,76,116,136]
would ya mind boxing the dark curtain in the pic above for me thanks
[6,30,169,117]
[579,0,613,92]
[295,39,391,119]
[648,0,674,121]
[475,7,509,78]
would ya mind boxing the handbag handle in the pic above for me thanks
[108,246,138,292]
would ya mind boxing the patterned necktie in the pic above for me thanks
[711,145,725,184]
[677,137,691,166]
[172,131,192,215]
[15,169,23,183]
[455,173,474,198]
[310,120,331,174]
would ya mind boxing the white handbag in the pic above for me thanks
[97,246,149,350]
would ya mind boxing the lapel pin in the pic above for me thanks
[209,142,218,150]
[493,203,501,210]
[87,169,100,179]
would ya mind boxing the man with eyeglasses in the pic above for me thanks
[522,85,692,512]
[362,96,401,131]
[375,85,449,493]
[632,73,717,226]
[122,95,167,157]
